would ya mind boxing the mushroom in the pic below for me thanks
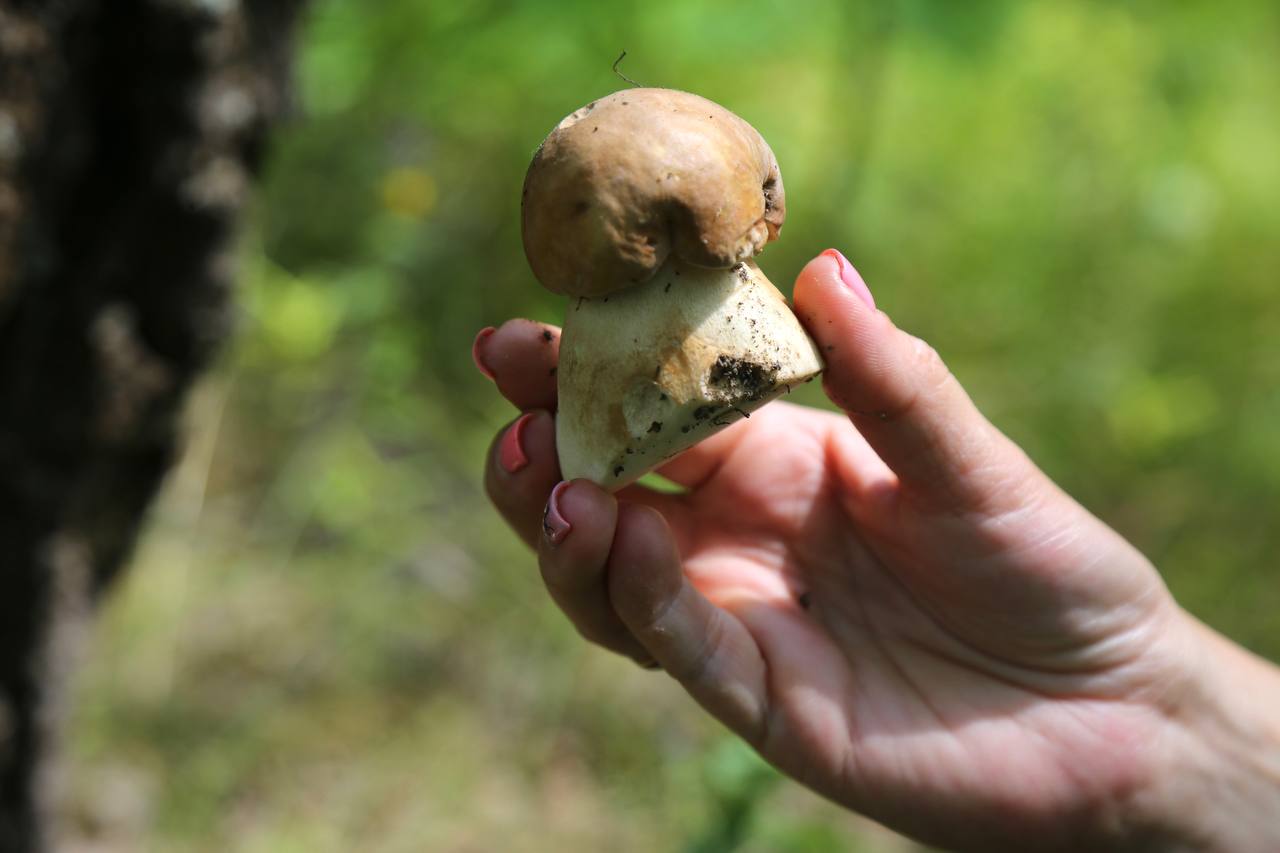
[521,88,824,489]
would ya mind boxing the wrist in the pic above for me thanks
[1140,613,1280,850]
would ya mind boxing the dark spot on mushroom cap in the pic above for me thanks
[762,175,780,214]
[648,421,662,433]
[613,465,624,476]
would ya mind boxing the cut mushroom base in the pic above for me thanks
[556,257,825,489]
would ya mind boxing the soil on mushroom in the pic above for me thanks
[707,354,780,401]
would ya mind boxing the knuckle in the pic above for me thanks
[908,334,947,381]
[666,608,725,685]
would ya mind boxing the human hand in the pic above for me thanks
[477,251,1280,851]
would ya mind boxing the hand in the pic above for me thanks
[478,252,1280,851]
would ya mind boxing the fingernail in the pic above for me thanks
[542,480,572,544]
[821,249,876,310]
[472,326,496,380]
[499,412,534,474]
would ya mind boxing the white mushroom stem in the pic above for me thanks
[556,258,824,489]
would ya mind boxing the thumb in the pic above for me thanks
[793,249,1041,511]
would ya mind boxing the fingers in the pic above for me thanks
[485,406,684,547]
[793,250,1044,512]
[607,505,771,743]
[484,410,561,547]
[473,319,560,411]
[536,480,654,664]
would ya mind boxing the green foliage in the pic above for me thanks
[65,1,1278,850]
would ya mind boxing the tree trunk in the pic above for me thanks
[0,1,304,848]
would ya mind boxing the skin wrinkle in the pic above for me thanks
[843,609,1161,847]
[904,581,1172,700]
[749,625,783,752]
[901,635,1057,703]
[667,593,724,684]
[865,472,1167,675]
[831,484,1157,697]
[696,608,768,739]
[1041,700,1165,840]
[851,556,954,735]
[906,572,1139,687]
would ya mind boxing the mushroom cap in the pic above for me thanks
[521,88,786,298]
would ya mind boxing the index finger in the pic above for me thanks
[473,319,562,412]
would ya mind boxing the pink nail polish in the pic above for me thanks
[499,412,534,474]
[472,326,497,380]
[543,481,572,544]
[821,249,876,310]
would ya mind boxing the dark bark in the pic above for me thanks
[0,1,304,849]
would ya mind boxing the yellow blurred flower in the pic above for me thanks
[379,167,438,220]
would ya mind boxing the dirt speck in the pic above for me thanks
[707,355,778,400]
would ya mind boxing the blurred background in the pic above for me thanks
[61,1,1278,850]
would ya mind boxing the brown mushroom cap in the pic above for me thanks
[521,88,785,298]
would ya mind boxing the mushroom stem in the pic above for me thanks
[556,258,824,488]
